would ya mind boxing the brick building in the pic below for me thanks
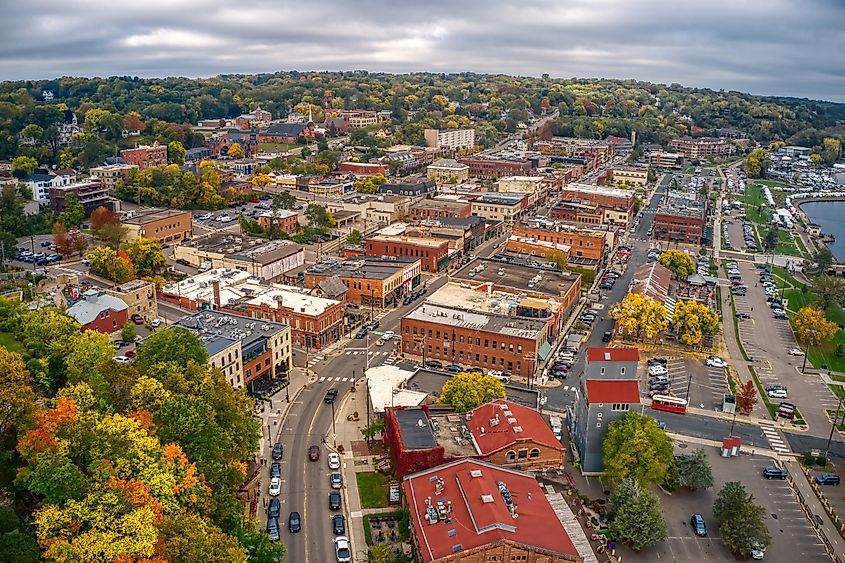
[653,193,708,244]
[49,180,111,214]
[337,161,387,175]
[669,136,732,160]
[303,257,421,308]
[403,458,581,563]
[535,137,615,170]
[366,234,450,273]
[66,289,128,336]
[458,157,532,179]
[124,208,193,243]
[173,235,304,281]
[106,279,157,322]
[120,144,168,169]
[511,222,607,263]
[409,199,472,222]
[256,209,300,233]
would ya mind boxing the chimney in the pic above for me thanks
[212,280,221,308]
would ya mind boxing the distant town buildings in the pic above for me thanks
[120,144,168,169]
[427,159,470,183]
[669,136,733,160]
[424,128,476,151]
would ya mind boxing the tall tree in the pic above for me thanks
[11,156,38,175]
[272,191,297,210]
[305,203,336,229]
[52,222,73,257]
[227,143,243,159]
[346,229,363,246]
[793,306,838,355]
[167,140,186,165]
[438,372,506,413]
[0,347,35,436]
[658,249,695,278]
[608,481,667,550]
[763,227,779,254]
[62,192,85,227]
[735,380,758,415]
[603,412,674,487]
[610,293,668,340]
[812,275,845,310]
[124,237,167,276]
[134,327,209,372]
[720,499,771,557]
[676,448,714,490]
[813,247,834,271]
[671,300,720,346]
[714,481,750,520]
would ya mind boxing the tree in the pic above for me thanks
[227,143,243,159]
[87,245,135,282]
[608,480,667,550]
[720,498,771,557]
[821,137,842,167]
[251,173,273,189]
[122,321,137,343]
[658,249,695,278]
[610,293,667,341]
[714,481,750,520]
[671,300,720,346]
[63,331,115,399]
[0,347,34,436]
[735,380,758,415]
[124,237,167,276]
[354,174,387,194]
[52,222,73,256]
[305,203,336,229]
[763,227,779,254]
[0,529,40,563]
[272,191,297,210]
[438,372,506,413]
[62,192,85,227]
[793,306,838,354]
[676,448,714,490]
[71,233,88,256]
[167,140,186,165]
[608,478,639,518]
[135,326,208,372]
[602,412,674,486]
[742,149,770,178]
[346,229,363,246]
[89,206,128,248]
[368,544,393,563]
[813,247,835,271]
[545,250,568,270]
[812,275,845,310]
[12,156,38,175]
[123,111,145,134]
[361,418,385,445]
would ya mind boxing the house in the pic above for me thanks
[403,458,582,563]
[66,289,129,336]
[256,209,300,233]
[427,159,470,183]
[22,172,72,205]
[584,347,640,379]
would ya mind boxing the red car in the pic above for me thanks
[308,445,320,461]
[250,197,260,203]
[131,314,144,325]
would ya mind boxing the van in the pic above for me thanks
[197,261,212,273]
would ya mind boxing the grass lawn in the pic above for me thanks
[258,142,299,152]
[356,471,390,509]
[0,331,22,352]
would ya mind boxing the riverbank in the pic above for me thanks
[796,199,845,260]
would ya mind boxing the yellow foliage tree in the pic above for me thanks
[251,173,273,188]
[658,250,695,278]
[671,300,720,346]
[793,306,838,350]
[438,372,506,413]
[227,143,243,159]
[610,293,668,341]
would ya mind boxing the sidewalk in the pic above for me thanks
[788,460,845,562]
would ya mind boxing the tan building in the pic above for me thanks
[649,151,685,168]
[424,128,476,151]
[105,279,157,321]
[670,136,733,160]
[610,166,649,186]
[124,208,193,243]
[496,175,543,194]
[470,193,527,224]
[427,159,469,183]
[89,163,138,193]
[173,234,305,281]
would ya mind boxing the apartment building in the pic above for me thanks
[89,163,138,193]
[653,193,708,244]
[424,128,476,151]
[458,157,532,179]
[124,208,193,243]
[49,180,111,213]
[366,234,451,273]
[470,193,527,225]
[511,222,607,263]
[256,209,300,234]
[610,166,649,186]
[120,144,168,169]
[669,137,732,160]
[105,279,157,321]
[649,152,685,168]
[535,137,616,169]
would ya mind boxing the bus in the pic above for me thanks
[650,395,687,415]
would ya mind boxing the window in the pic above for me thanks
[620,367,626,376]
[484,339,489,348]
[506,451,516,461]
[517,345,522,353]
[529,448,540,458]
[436,331,441,339]
[612,403,630,412]
[517,449,528,459]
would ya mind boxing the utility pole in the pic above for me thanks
[330,399,337,448]
[824,398,843,461]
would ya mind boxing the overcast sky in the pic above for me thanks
[2,0,844,101]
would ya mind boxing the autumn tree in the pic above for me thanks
[610,293,667,340]
[735,380,758,415]
[305,203,336,229]
[671,300,720,346]
[438,372,506,413]
[168,140,186,165]
[12,156,38,174]
[123,111,145,134]
[71,232,88,256]
[346,229,363,246]
[124,237,167,276]
[89,206,128,248]
[603,412,674,487]
[793,306,838,369]
[227,143,243,159]
[251,173,273,189]
[87,245,136,282]
[742,149,770,178]
[545,250,568,270]
[0,347,35,436]
[658,249,695,278]
[821,137,842,166]
[52,222,73,256]
[354,174,387,194]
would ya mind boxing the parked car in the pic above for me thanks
[705,355,728,368]
[334,536,352,563]
[444,364,463,373]
[602,331,613,343]
[788,348,804,356]
[690,513,707,536]
[329,490,341,511]
[269,477,281,496]
[814,473,840,486]
[736,311,752,319]
[332,514,346,535]
[649,381,670,392]
[309,445,320,461]
[762,466,788,480]
[766,388,788,399]
[131,314,145,325]
[751,542,766,560]
[648,364,668,376]
[268,497,280,519]
[270,462,281,478]
[288,511,301,533]
[425,360,443,369]
[328,452,341,470]
[647,357,668,367]
[267,517,280,541]
[272,442,283,460]
[365,320,380,330]
[114,355,132,364]
[355,328,368,339]
[330,472,343,489]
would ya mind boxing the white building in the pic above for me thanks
[424,128,476,151]
[22,172,75,205]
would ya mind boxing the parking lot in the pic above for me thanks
[628,447,828,562]
[642,355,729,410]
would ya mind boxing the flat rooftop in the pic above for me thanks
[429,412,479,457]
[453,257,579,298]
[395,407,439,450]
[368,234,447,248]
[562,182,634,199]
[176,309,288,355]
[125,207,191,225]
[405,303,546,340]
[305,257,416,280]
[426,282,562,317]
[184,234,303,265]
[404,369,539,410]
[475,193,525,205]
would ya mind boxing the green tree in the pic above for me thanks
[12,156,38,174]
[273,191,297,210]
[121,321,137,343]
[438,372,506,413]
[0,529,40,563]
[602,412,674,486]
[544,250,568,270]
[361,418,386,445]
[124,237,167,275]
[346,229,363,246]
[608,478,639,518]
[720,499,771,557]
[368,544,393,563]
[0,347,35,436]
[159,513,249,563]
[305,203,336,229]
[676,448,714,490]
[813,247,835,271]
[134,326,209,372]
[235,524,287,563]
[658,249,695,278]
[168,140,186,165]
[811,275,845,310]
[87,246,135,283]
[62,192,85,227]
[64,330,115,395]
[0,506,20,535]
[608,481,667,550]
[713,481,749,520]
[763,227,779,254]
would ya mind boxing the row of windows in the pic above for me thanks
[405,326,523,353]
[421,344,523,372]
[505,448,541,460]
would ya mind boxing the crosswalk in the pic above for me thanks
[759,420,791,453]
[317,376,354,383]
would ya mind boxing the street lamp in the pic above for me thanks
[823,398,843,461]
[370,288,376,321]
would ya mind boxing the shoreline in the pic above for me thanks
[795,198,845,263]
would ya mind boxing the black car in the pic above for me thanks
[649,382,669,392]
[425,360,443,369]
[365,320,380,330]
[762,466,788,480]
[402,296,413,306]
[647,358,668,367]
[444,364,463,373]
[549,370,567,379]
[599,281,613,290]
[288,511,301,533]
[270,462,281,478]
[272,442,283,460]
[355,328,368,339]
[602,331,613,343]
[332,514,346,535]
[324,388,339,404]
[267,517,280,541]
[268,497,280,519]
[690,513,707,537]
[329,490,341,511]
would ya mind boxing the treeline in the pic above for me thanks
[0,301,282,562]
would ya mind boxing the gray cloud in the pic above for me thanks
[0,0,843,101]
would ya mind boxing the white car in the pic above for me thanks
[751,542,766,560]
[767,389,788,399]
[269,476,281,496]
[327,452,341,470]
[334,536,351,562]
[788,348,804,356]
[648,364,668,377]
[198,212,213,220]
[114,355,132,364]
[382,330,396,339]
[150,318,162,328]
[705,356,728,368]
[376,338,386,346]
[217,214,233,223]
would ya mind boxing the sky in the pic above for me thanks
[1,0,844,101]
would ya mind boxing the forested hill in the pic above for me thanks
[1,71,844,158]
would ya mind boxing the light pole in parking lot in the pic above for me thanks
[824,398,843,461]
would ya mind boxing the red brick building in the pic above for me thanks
[653,194,708,244]
[303,257,421,308]
[366,235,450,273]
[402,458,582,563]
[458,157,532,179]
[337,161,387,175]
[120,144,168,169]
[669,136,732,160]
[511,223,607,262]
[66,289,129,335]
[256,209,300,233]
[408,199,472,222]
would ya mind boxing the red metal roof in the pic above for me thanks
[403,459,578,562]
[465,400,563,456]
[586,347,640,362]
[586,379,641,404]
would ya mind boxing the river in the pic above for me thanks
[800,200,845,260]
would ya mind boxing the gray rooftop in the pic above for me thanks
[453,257,580,298]
[395,407,438,450]
[176,310,288,353]
[406,303,546,339]
[66,291,128,325]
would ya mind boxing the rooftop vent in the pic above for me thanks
[470,469,483,478]
[481,494,494,503]
[513,426,523,433]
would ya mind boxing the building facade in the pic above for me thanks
[669,137,732,160]
[424,128,476,151]
[409,199,472,222]
[89,164,138,193]
[427,159,470,183]
[303,257,421,308]
[124,208,193,243]
[120,144,168,169]
[366,235,450,273]
[105,279,157,322]
[66,289,129,336]
[458,157,532,179]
